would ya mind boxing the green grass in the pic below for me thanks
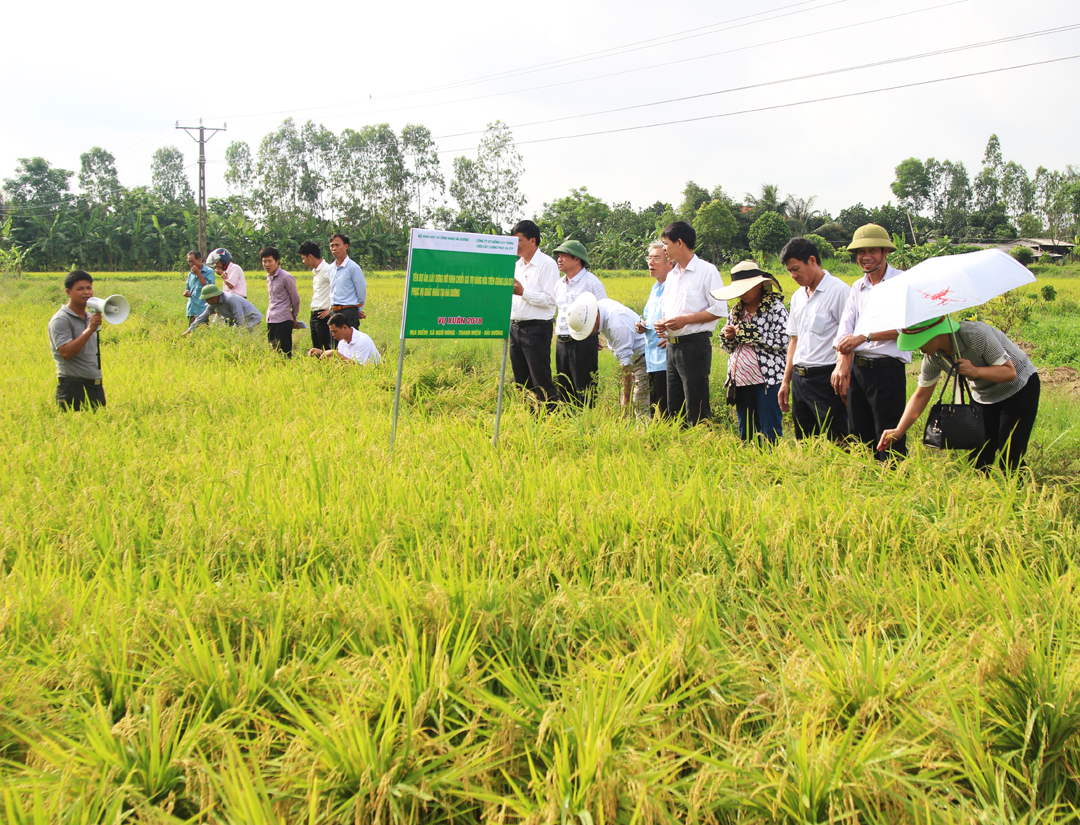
[1,271,1080,823]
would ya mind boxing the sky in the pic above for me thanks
[5,0,1079,221]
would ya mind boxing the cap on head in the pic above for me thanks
[566,293,599,340]
[200,284,224,301]
[848,224,897,251]
[206,248,232,268]
[897,315,958,350]
[553,239,589,268]
[710,261,781,301]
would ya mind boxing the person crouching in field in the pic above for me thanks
[715,261,789,444]
[182,284,262,335]
[878,316,1040,473]
[307,313,381,365]
[566,293,650,419]
[49,270,106,411]
[261,246,300,357]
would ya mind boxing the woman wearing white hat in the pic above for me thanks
[714,261,790,444]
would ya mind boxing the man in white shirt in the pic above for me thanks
[779,237,849,442]
[307,313,381,365]
[553,239,607,406]
[509,220,558,411]
[654,221,726,426]
[833,224,912,460]
[566,293,650,419]
[299,241,333,351]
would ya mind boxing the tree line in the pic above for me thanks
[3,122,1078,273]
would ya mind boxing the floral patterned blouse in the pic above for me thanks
[720,292,790,386]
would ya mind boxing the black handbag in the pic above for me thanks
[922,361,986,450]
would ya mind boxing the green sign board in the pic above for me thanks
[400,229,518,339]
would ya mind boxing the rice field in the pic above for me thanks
[2,264,1080,823]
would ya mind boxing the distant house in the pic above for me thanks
[999,238,1075,262]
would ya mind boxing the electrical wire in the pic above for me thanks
[205,0,855,123]
[440,53,1080,154]
[435,23,1080,139]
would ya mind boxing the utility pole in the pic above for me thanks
[176,118,226,257]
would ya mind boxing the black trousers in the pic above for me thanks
[332,306,361,330]
[556,333,599,406]
[510,320,557,409]
[849,359,908,460]
[648,369,669,418]
[310,310,333,350]
[971,373,1040,472]
[57,381,106,411]
[267,320,294,357]
[792,370,847,442]
[666,334,712,426]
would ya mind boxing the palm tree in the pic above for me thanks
[744,183,788,216]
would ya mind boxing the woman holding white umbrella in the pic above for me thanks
[878,316,1040,472]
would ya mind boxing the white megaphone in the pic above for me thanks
[86,294,130,324]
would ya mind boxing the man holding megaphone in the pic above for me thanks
[48,270,108,410]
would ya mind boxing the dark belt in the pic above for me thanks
[794,364,833,377]
[512,319,552,328]
[331,304,360,311]
[59,377,102,386]
[854,354,902,369]
[667,331,712,345]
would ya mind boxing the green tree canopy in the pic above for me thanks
[151,146,193,205]
[78,147,120,204]
[3,157,73,207]
[693,199,737,263]
[748,211,791,256]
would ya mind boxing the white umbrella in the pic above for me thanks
[854,248,1036,336]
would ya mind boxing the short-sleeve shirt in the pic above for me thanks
[787,271,848,367]
[659,255,726,335]
[917,321,1036,404]
[337,330,381,364]
[222,263,247,298]
[555,270,607,336]
[48,305,102,380]
[642,279,667,373]
[186,266,215,317]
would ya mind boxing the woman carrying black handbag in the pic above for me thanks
[877,316,1040,472]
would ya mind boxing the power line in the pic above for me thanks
[435,23,1080,140]
[206,0,853,123]
[441,53,1080,154]
[222,0,969,127]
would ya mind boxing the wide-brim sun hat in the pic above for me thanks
[566,292,599,341]
[200,284,224,300]
[552,239,589,268]
[848,223,897,251]
[710,260,781,301]
[897,315,958,350]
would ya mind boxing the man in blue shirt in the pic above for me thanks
[326,233,367,329]
[184,250,215,325]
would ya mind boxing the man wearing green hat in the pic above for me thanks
[832,224,912,460]
[552,239,607,406]
[182,284,263,335]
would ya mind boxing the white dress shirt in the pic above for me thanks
[555,269,607,336]
[787,270,849,367]
[337,329,381,364]
[596,298,646,366]
[310,259,332,312]
[659,255,726,335]
[834,264,912,363]
[512,249,558,322]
